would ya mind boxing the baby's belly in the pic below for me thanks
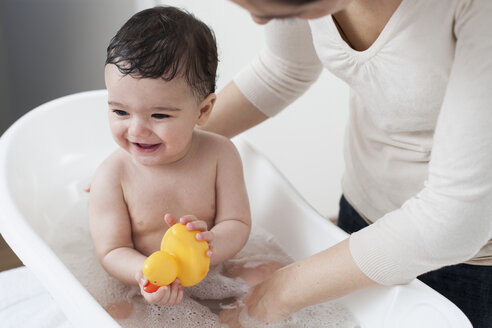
[132,229,167,257]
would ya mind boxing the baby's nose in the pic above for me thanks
[128,119,151,138]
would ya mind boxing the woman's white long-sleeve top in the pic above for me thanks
[234,0,492,284]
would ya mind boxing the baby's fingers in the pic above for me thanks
[185,219,208,232]
[146,285,170,304]
[166,280,184,305]
[135,271,148,290]
[152,280,183,306]
[196,230,214,242]
[164,213,179,227]
[206,245,214,258]
[179,215,198,225]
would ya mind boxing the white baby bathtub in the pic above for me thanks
[0,90,472,327]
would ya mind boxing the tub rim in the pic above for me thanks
[0,90,120,327]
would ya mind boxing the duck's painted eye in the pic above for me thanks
[154,281,157,283]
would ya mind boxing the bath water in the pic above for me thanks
[46,196,359,327]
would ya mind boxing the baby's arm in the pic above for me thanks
[207,137,251,265]
[90,156,184,306]
[88,157,146,286]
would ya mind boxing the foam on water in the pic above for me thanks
[237,302,360,328]
[46,195,359,327]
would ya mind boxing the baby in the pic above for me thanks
[89,6,253,308]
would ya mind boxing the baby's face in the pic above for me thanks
[105,64,203,166]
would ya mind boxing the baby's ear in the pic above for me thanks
[196,93,216,126]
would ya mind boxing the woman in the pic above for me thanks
[202,0,492,327]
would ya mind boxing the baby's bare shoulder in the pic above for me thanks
[194,131,243,173]
[196,130,239,156]
[91,149,129,188]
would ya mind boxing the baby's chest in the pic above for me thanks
[124,172,216,231]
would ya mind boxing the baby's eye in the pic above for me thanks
[152,113,170,119]
[112,109,128,116]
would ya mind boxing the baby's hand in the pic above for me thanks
[164,214,214,257]
[135,271,183,306]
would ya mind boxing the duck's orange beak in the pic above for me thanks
[143,281,160,293]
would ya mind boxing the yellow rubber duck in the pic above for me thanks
[142,223,210,292]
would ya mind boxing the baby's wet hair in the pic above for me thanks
[106,6,218,100]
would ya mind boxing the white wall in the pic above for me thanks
[157,0,350,218]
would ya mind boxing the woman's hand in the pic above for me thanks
[219,268,296,326]
[135,271,184,306]
[164,213,214,257]
[220,238,378,326]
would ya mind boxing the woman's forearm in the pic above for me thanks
[200,81,268,138]
[282,238,378,310]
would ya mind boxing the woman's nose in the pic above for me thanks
[251,14,271,25]
[128,119,151,138]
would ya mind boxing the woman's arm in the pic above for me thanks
[221,238,378,324]
[201,18,323,138]
[199,81,268,138]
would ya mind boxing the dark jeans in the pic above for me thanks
[338,195,492,328]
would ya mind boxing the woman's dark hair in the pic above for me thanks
[106,6,218,100]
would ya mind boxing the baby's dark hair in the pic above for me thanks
[106,6,218,100]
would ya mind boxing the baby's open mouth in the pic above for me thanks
[132,142,161,152]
